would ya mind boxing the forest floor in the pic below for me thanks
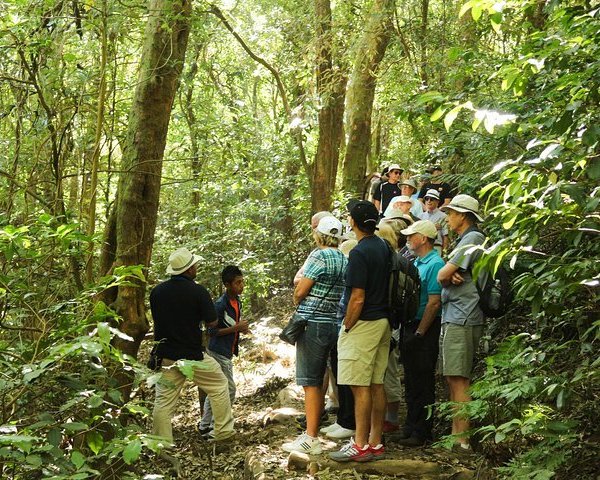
[138,290,489,479]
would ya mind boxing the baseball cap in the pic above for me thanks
[316,216,343,238]
[348,200,379,230]
[400,220,437,239]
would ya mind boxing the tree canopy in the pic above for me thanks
[0,0,598,478]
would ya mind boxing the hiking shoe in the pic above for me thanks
[382,421,399,433]
[329,439,373,463]
[325,424,356,439]
[396,435,426,447]
[296,411,328,430]
[320,422,341,434]
[281,433,322,455]
[197,423,212,436]
[369,443,385,460]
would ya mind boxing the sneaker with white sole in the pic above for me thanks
[369,443,385,460]
[329,438,373,462]
[281,433,322,454]
[320,422,342,434]
[326,424,356,439]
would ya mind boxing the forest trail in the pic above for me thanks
[142,294,481,479]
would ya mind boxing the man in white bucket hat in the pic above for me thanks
[436,195,486,452]
[150,247,235,446]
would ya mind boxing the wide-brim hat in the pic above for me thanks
[166,247,202,275]
[387,163,403,173]
[423,189,441,201]
[441,194,484,222]
[399,178,417,190]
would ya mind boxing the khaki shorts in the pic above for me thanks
[439,323,484,379]
[337,318,391,386]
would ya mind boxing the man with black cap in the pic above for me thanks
[150,247,235,446]
[330,200,391,463]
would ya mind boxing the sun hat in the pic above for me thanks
[316,216,343,238]
[441,194,484,222]
[423,188,441,200]
[400,220,438,239]
[348,200,379,229]
[166,247,202,275]
[387,163,403,173]
[399,178,417,190]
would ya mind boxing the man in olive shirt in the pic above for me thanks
[437,195,486,451]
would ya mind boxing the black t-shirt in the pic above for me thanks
[150,275,217,361]
[418,181,454,203]
[345,235,389,320]
[373,181,402,213]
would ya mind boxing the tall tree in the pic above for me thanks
[342,0,394,197]
[100,0,191,389]
[311,0,347,213]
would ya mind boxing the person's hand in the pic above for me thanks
[451,272,464,285]
[236,319,249,333]
[435,222,442,231]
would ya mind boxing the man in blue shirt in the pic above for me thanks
[396,220,445,446]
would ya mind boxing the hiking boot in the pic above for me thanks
[382,421,399,433]
[281,433,322,455]
[396,435,426,447]
[369,443,385,460]
[329,439,373,463]
[386,428,412,441]
[197,423,212,437]
[325,424,356,439]
[295,411,328,430]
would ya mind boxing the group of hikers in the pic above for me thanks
[149,163,489,464]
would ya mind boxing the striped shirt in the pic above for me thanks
[297,248,347,323]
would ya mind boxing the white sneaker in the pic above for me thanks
[282,433,322,454]
[320,422,342,434]
[326,424,356,439]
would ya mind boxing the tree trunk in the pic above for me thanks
[311,0,347,213]
[100,0,191,392]
[341,0,394,198]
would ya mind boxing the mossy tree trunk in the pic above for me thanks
[311,0,347,213]
[341,0,394,197]
[99,0,191,393]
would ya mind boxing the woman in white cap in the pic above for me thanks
[282,216,348,455]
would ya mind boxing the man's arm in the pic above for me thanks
[416,294,441,335]
[437,262,463,287]
[343,287,365,331]
[294,277,315,305]
[373,199,381,213]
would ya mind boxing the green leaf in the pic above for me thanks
[494,431,506,443]
[47,427,62,447]
[430,105,446,122]
[71,450,86,469]
[459,0,473,18]
[123,439,142,464]
[502,214,517,230]
[444,105,462,132]
[26,454,43,467]
[86,431,103,455]
[62,422,88,432]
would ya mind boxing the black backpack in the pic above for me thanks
[386,242,421,329]
[470,230,513,318]
[475,265,513,318]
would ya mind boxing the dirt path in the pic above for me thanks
[142,299,483,479]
